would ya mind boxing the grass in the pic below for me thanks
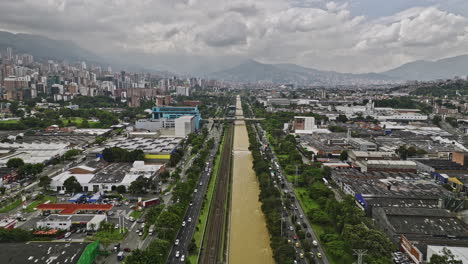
[24,196,57,213]
[93,228,128,241]
[60,117,100,127]
[130,209,144,219]
[188,130,225,264]
[0,198,22,213]
[294,187,319,212]
[0,119,20,124]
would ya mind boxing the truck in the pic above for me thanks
[148,225,155,236]
[142,198,160,208]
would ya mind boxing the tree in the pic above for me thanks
[129,176,149,194]
[18,163,43,178]
[63,149,81,160]
[336,114,348,123]
[116,185,126,194]
[433,115,442,126]
[429,248,463,264]
[63,176,82,193]
[339,150,348,161]
[39,176,51,191]
[0,186,5,195]
[6,158,24,168]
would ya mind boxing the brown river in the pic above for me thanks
[228,96,274,264]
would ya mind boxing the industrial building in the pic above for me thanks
[36,214,107,231]
[356,160,417,173]
[50,161,164,192]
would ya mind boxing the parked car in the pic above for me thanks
[175,239,179,246]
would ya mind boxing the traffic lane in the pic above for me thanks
[168,145,219,263]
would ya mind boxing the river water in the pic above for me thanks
[228,96,274,264]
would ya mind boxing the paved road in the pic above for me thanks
[252,116,328,264]
[167,125,223,264]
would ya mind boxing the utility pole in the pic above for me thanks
[353,249,367,264]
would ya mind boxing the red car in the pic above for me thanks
[292,235,297,240]
[123,248,132,252]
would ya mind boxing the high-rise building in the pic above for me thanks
[6,47,12,60]
[176,86,190,96]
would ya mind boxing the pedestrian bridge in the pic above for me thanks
[210,117,265,121]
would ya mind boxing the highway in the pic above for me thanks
[167,124,223,264]
[254,121,328,264]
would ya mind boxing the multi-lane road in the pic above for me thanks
[167,124,223,264]
[253,119,329,264]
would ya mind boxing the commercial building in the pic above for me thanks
[175,115,196,137]
[293,116,316,131]
[104,136,182,161]
[151,106,201,130]
[36,214,107,231]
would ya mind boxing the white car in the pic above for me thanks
[312,240,318,247]
[182,221,186,227]
[175,251,180,258]
[175,239,179,245]
[115,224,119,229]
[289,226,294,231]
[129,216,135,222]
[141,223,145,228]
[194,189,198,193]
[188,217,192,223]
[181,255,185,262]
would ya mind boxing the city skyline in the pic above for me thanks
[0,1,468,74]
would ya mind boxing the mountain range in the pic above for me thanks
[2,30,468,84]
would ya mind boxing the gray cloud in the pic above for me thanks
[0,0,467,73]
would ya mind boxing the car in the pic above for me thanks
[123,248,131,252]
[64,232,72,238]
[115,224,119,229]
[189,201,193,206]
[295,242,300,248]
[139,231,143,236]
[299,252,304,259]
[66,238,72,241]
[175,251,180,258]
[182,221,186,227]
[113,243,121,252]
[292,235,297,240]
[129,216,135,222]
[199,182,203,186]
[317,253,322,259]
[141,223,145,228]
[289,226,294,231]
[306,232,312,238]
[302,223,307,228]
[299,214,303,219]
[175,239,179,245]
[194,189,198,193]
[137,219,144,223]
[312,240,318,246]
[188,217,192,223]
[287,239,292,244]
[181,255,185,262]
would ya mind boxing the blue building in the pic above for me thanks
[151,106,201,130]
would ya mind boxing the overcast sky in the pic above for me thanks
[1,0,468,73]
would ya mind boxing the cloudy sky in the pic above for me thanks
[1,0,468,73]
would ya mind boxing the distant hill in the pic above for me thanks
[0,31,100,63]
[208,60,399,86]
[382,55,468,81]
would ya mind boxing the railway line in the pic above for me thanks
[199,123,234,264]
